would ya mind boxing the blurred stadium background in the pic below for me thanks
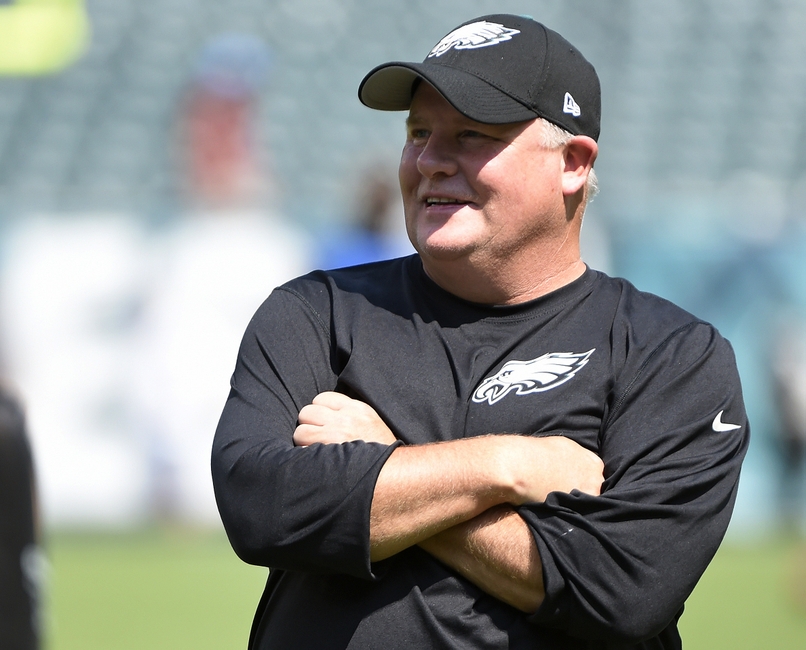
[1,0,806,648]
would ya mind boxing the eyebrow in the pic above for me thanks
[404,114,427,134]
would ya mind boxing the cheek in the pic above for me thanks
[473,165,521,211]
[398,146,419,195]
[398,151,419,242]
[502,156,561,204]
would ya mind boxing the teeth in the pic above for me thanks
[426,197,459,204]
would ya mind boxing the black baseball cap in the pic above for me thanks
[358,14,601,141]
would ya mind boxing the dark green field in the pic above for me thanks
[43,529,806,649]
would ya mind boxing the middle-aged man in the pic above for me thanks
[212,14,749,649]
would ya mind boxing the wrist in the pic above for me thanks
[486,434,559,505]
[471,435,532,506]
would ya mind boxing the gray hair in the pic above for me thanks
[538,118,599,201]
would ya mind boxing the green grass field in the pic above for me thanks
[44,528,267,650]
[43,529,806,649]
[679,537,806,649]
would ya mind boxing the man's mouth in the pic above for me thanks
[424,197,468,206]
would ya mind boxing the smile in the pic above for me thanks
[424,197,468,206]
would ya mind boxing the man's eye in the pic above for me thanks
[409,129,429,139]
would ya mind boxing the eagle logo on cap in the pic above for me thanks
[428,21,521,58]
[472,350,595,405]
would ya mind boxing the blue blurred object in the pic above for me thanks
[193,33,273,99]
[318,227,398,269]
[609,208,806,536]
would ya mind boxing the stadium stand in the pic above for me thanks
[0,0,802,222]
[1,0,806,532]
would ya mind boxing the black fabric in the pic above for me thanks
[212,256,749,649]
[0,389,39,650]
[358,14,601,139]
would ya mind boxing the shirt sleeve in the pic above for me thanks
[211,284,399,579]
[524,321,749,643]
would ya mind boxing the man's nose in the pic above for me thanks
[416,134,458,178]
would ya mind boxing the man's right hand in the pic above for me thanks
[293,391,397,447]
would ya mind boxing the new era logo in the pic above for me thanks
[563,92,581,117]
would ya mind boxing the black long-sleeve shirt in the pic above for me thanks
[212,256,749,649]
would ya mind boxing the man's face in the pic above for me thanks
[399,82,566,270]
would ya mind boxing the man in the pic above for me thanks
[0,386,40,649]
[212,14,749,649]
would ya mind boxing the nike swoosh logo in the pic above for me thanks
[712,410,741,432]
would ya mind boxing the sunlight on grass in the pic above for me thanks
[44,528,266,650]
[42,529,806,649]
[680,537,806,649]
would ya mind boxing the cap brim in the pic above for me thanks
[359,62,540,125]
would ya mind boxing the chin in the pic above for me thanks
[416,240,475,263]
[412,225,479,259]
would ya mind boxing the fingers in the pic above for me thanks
[294,392,397,447]
[297,403,333,426]
[298,392,365,426]
[292,423,323,447]
[311,391,354,409]
[293,422,355,447]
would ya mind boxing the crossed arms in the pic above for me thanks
[212,286,749,643]
[293,391,605,612]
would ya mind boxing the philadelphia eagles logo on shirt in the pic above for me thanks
[472,350,595,405]
[428,21,521,58]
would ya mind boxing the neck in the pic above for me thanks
[422,256,586,306]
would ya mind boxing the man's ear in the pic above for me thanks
[561,136,598,196]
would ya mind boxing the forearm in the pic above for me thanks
[368,433,602,562]
[418,505,544,613]
[294,392,603,571]
[369,437,514,561]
